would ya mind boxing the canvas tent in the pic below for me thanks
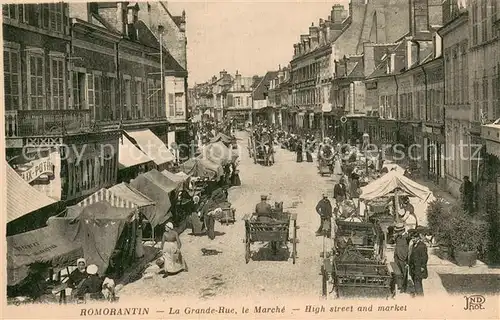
[7,223,83,286]
[210,132,232,144]
[180,156,223,179]
[61,201,136,274]
[161,170,189,185]
[360,170,432,201]
[203,141,238,165]
[129,170,179,227]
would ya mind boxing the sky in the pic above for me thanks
[167,1,349,86]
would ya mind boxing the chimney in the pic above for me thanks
[324,21,331,41]
[117,2,126,35]
[410,0,430,35]
[293,43,298,56]
[363,43,376,78]
[319,18,324,26]
[212,75,217,83]
[318,25,325,45]
[331,5,344,24]
[309,23,319,48]
[126,3,139,40]
[235,70,241,88]
[300,34,309,42]
[220,70,227,78]
[298,42,303,55]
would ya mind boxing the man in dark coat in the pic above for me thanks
[296,138,303,162]
[408,230,428,296]
[459,176,474,214]
[315,194,333,237]
[393,223,409,293]
[201,198,217,240]
[333,179,347,212]
[255,195,273,222]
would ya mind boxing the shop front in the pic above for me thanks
[422,124,445,187]
[167,121,193,162]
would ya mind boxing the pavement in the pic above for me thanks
[117,131,500,301]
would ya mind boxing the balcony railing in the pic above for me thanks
[5,109,91,138]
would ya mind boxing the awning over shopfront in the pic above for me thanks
[360,171,432,201]
[7,223,83,286]
[118,135,153,169]
[6,162,57,224]
[125,129,174,166]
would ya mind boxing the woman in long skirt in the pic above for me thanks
[160,222,187,278]
[333,155,343,176]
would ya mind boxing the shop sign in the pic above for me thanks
[423,125,433,134]
[17,157,54,183]
[169,124,187,131]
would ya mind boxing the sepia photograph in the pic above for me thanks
[1,0,499,318]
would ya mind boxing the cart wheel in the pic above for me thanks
[245,240,250,264]
[321,265,328,297]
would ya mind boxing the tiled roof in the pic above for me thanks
[252,71,278,100]
[6,163,57,223]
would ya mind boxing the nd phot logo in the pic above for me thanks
[464,295,485,310]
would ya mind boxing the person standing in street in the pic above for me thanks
[408,229,429,297]
[333,178,347,215]
[393,222,409,293]
[459,176,474,214]
[315,193,333,237]
[201,198,217,240]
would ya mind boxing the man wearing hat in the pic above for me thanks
[315,193,333,237]
[393,222,409,293]
[255,195,273,222]
[408,229,429,296]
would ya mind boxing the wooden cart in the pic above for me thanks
[243,212,298,264]
[321,219,394,298]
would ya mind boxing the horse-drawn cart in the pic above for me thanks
[243,210,298,264]
[321,219,394,298]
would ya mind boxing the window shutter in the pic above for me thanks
[227,95,233,107]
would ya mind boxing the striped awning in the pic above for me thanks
[76,188,139,209]
[485,140,500,160]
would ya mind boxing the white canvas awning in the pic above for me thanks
[118,135,153,169]
[125,129,174,165]
[6,163,57,223]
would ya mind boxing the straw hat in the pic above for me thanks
[193,195,200,203]
[260,195,268,200]
[86,264,98,275]
[166,222,174,230]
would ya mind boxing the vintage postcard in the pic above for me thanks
[1,0,499,319]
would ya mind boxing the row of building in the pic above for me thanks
[3,2,192,206]
[190,0,499,201]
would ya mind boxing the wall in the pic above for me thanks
[138,2,187,69]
